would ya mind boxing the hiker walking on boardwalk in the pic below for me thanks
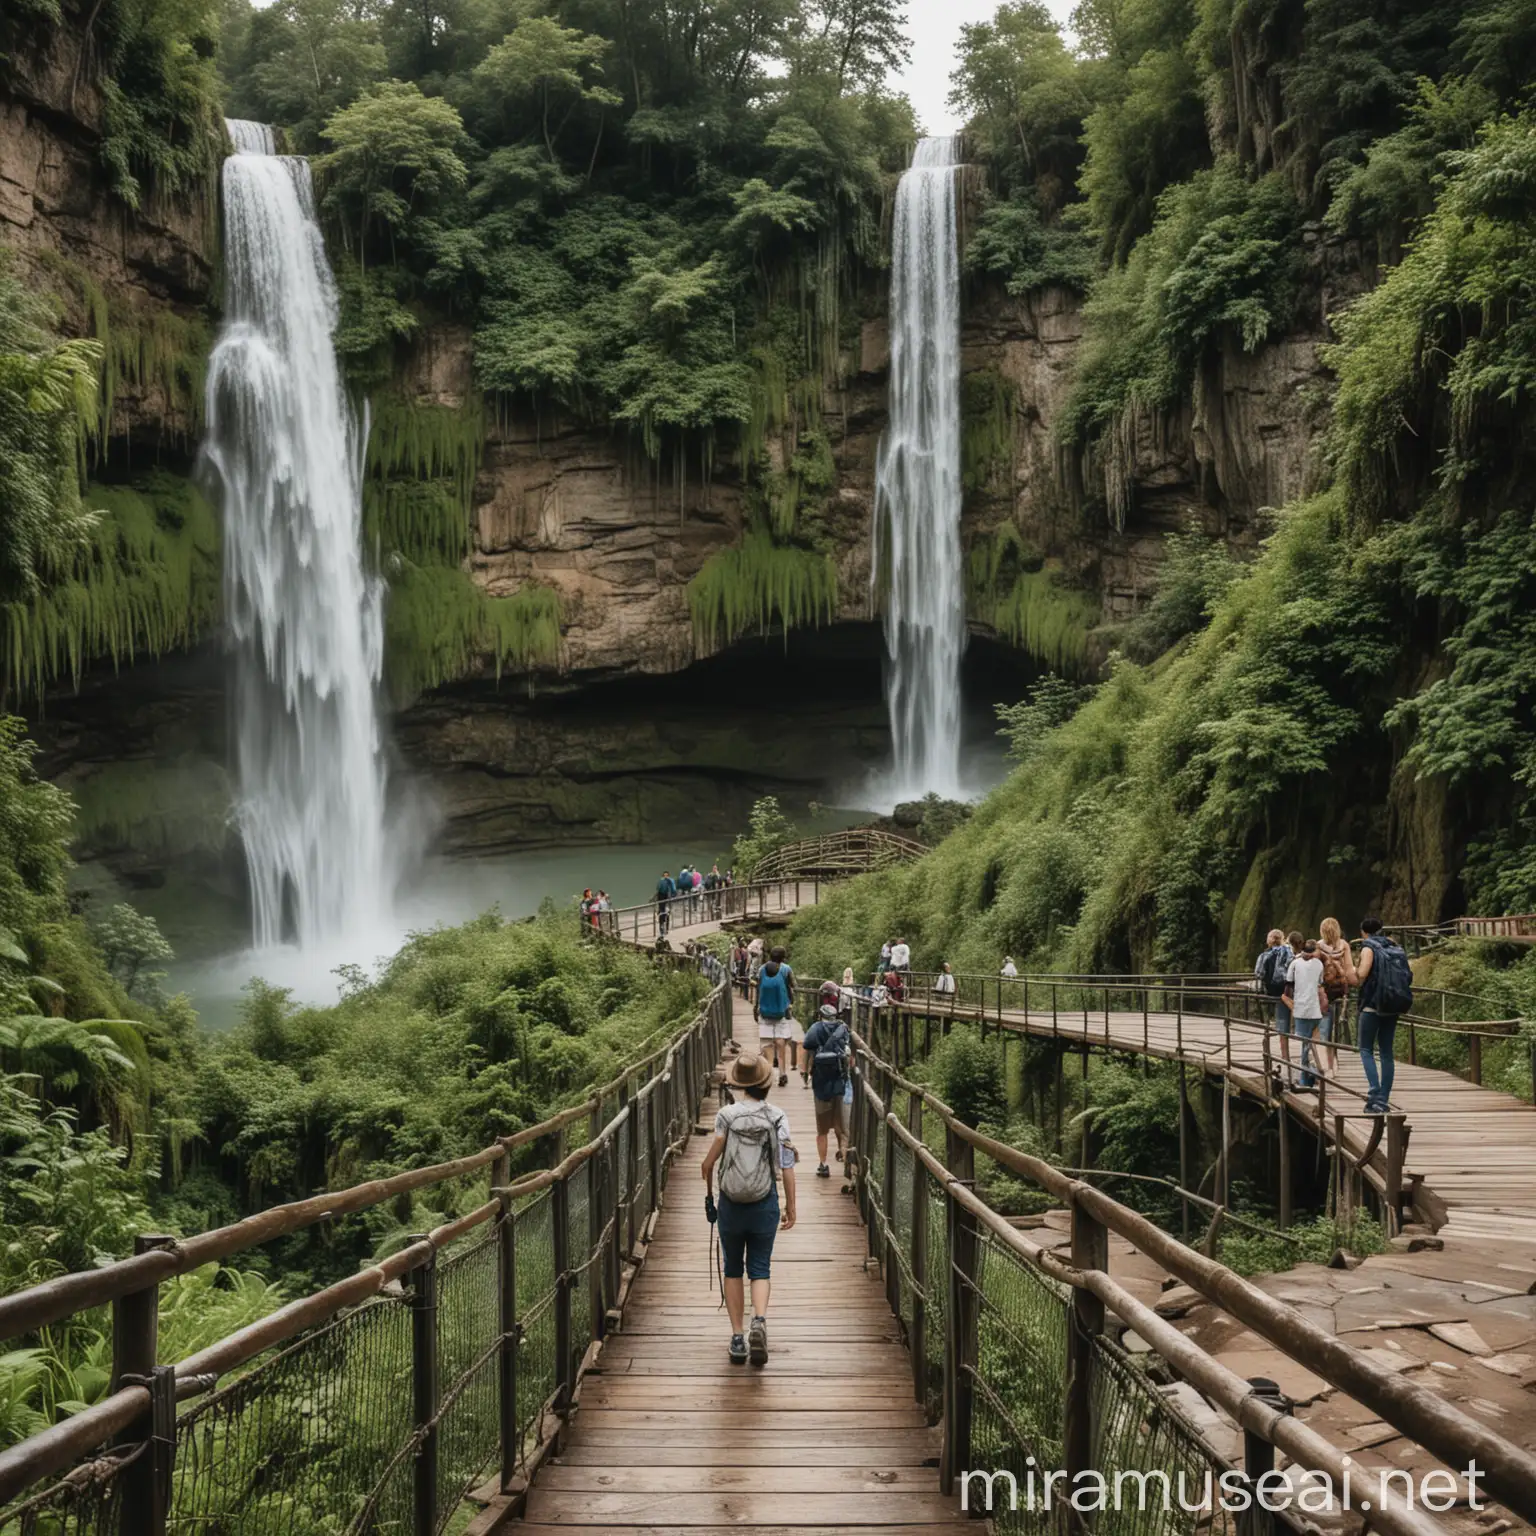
[655,870,676,937]
[1256,927,1294,1073]
[1355,916,1413,1114]
[732,940,749,998]
[1316,917,1357,1079]
[802,1002,852,1176]
[934,962,957,1000]
[890,937,911,975]
[1283,938,1327,1090]
[838,966,857,1020]
[754,946,798,1086]
[1000,956,1018,979]
[701,1051,797,1365]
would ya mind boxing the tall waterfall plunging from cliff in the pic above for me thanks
[874,135,965,802]
[203,119,391,949]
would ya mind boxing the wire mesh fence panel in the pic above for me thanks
[0,1442,142,1536]
[922,1177,947,1421]
[1091,1337,1238,1536]
[889,1136,915,1335]
[566,1158,594,1375]
[513,1191,557,1472]
[434,1231,501,1527]
[974,1236,1070,1476]
[633,1095,651,1215]
[170,1294,414,1535]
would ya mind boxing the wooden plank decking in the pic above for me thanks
[512,988,974,1535]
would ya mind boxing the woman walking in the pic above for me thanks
[1316,916,1357,1079]
[701,1052,797,1365]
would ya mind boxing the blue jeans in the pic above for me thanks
[1358,1010,1397,1111]
[1291,1016,1321,1086]
[1273,998,1292,1033]
[717,1191,779,1280]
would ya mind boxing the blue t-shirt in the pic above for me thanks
[802,1016,850,1100]
[757,964,792,1018]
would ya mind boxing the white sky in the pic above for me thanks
[897,0,1078,134]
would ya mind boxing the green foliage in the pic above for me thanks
[964,194,1099,297]
[790,488,1403,980]
[995,674,1089,761]
[317,80,471,273]
[66,758,232,860]
[383,563,562,704]
[1118,530,1242,662]
[364,393,486,564]
[961,369,1017,494]
[196,910,705,1230]
[730,795,798,878]
[3,473,220,701]
[929,1025,1008,1128]
[1219,1212,1386,1276]
[687,528,838,652]
[90,905,174,1006]
[1063,161,1303,463]
[89,0,224,210]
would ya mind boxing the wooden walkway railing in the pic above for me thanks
[0,954,734,1536]
[751,826,928,881]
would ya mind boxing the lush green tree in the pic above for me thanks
[949,2,1086,203]
[317,80,471,270]
[220,0,388,150]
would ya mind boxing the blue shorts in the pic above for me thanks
[717,1191,779,1281]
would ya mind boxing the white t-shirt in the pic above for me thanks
[1000,961,1018,978]
[714,1099,796,1180]
[934,972,956,994]
[891,942,911,969]
[1286,954,1327,1019]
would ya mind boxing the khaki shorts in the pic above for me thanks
[814,1095,850,1137]
[759,1015,795,1040]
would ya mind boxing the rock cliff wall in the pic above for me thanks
[0,18,216,453]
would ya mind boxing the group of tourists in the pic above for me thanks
[1253,915,1414,1113]
[578,889,611,929]
[703,944,855,1368]
[655,864,733,935]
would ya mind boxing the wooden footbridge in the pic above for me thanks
[2,876,1536,1536]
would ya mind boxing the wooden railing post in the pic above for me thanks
[1470,1032,1483,1087]
[1385,1112,1408,1232]
[882,1098,900,1318]
[605,1129,622,1320]
[408,1238,439,1536]
[115,1232,175,1536]
[1238,1378,1289,1536]
[620,1083,637,1258]
[1064,1199,1108,1524]
[552,1175,573,1414]
[940,1165,979,1495]
[907,1089,927,1409]
[495,1160,519,1494]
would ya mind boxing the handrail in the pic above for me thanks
[751,826,927,881]
[0,952,734,1522]
[848,1016,1536,1527]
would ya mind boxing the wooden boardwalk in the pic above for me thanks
[513,989,973,1534]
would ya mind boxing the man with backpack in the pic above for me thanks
[1355,916,1413,1114]
[801,1001,851,1177]
[655,870,676,937]
[1255,927,1294,1074]
[754,946,797,1087]
[700,1051,797,1365]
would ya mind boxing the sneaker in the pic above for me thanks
[816,1163,831,1178]
[778,1072,788,1087]
[748,1315,768,1366]
[729,1333,747,1365]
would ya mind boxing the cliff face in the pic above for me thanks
[0,18,216,450]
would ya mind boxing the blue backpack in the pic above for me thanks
[758,964,792,1017]
[1364,937,1414,1016]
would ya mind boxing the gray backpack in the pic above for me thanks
[718,1103,780,1204]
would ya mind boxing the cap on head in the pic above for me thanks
[819,1002,839,1019]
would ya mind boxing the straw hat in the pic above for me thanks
[725,1051,774,1091]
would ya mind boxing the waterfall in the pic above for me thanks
[874,135,966,803]
[203,119,391,950]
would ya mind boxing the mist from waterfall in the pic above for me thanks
[203,118,392,952]
[873,135,966,803]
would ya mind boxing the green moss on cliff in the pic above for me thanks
[3,473,219,700]
[384,563,561,704]
[687,529,838,653]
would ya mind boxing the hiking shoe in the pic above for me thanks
[778,1072,788,1087]
[729,1333,747,1364]
[816,1162,831,1178]
[748,1316,768,1366]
